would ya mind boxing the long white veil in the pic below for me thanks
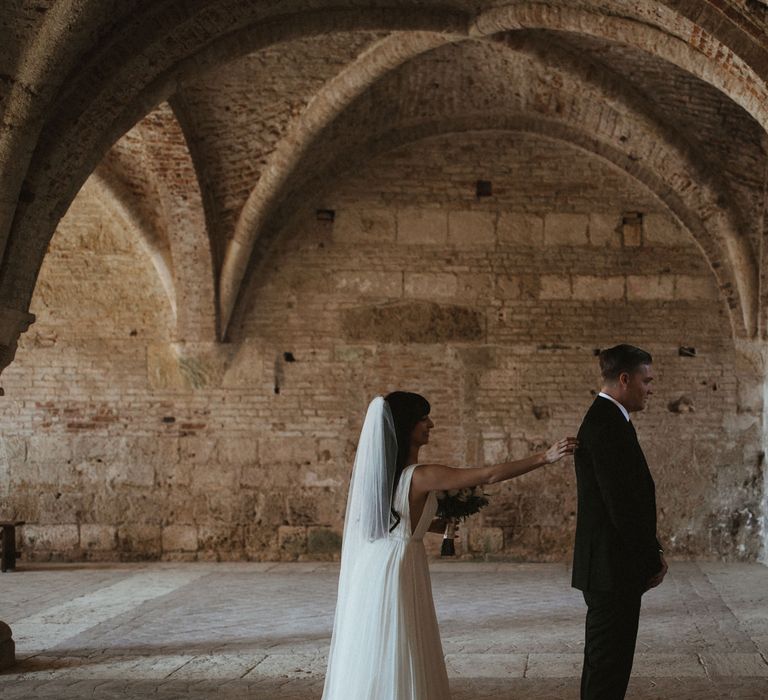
[338,396,398,583]
[324,396,398,689]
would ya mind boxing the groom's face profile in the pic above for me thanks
[619,363,654,412]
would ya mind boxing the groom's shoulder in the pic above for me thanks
[581,396,619,428]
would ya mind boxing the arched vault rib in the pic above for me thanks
[134,104,217,343]
[88,102,217,342]
[487,30,762,334]
[2,1,766,337]
[0,7,468,317]
[471,3,768,128]
[234,115,755,341]
[219,30,455,337]
[0,0,153,257]
[224,39,758,339]
[104,103,217,342]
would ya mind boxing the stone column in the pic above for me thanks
[0,307,35,391]
[0,306,34,669]
[734,339,768,565]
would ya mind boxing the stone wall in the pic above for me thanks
[0,131,762,562]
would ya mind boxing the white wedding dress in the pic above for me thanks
[322,464,451,700]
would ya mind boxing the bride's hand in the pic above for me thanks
[544,436,578,464]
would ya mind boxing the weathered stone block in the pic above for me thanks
[334,208,396,243]
[240,462,265,488]
[342,301,482,343]
[179,435,219,466]
[469,526,504,554]
[544,213,589,246]
[496,276,522,299]
[457,273,494,299]
[106,459,155,488]
[198,524,244,556]
[162,525,198,552]
[497,213,543,246]
[447,211,496,248]
[626,275,674,300]
[302,468,342,489]
[118,525,162,556]
[483,439,507,464]
[245,524,279,560]
[260,436,316,465]
[404,272,457,299]
[307,527,342,555]
[397,208,448,245]
[252,490,289,527]
[23,524,79,550]
[80,524,117,550]
[674,275,718,300]
[33,492,84,524]
[278,525,307,558]
[572,276,624,300]
[217,436,258,466]
[644,213,685,247]
[539,275,572,300]
[155,460,192,488]
[27,435,72,464]
[221,343,265,389]
[191,461,238,491]
[736,377,763,415]
[332,344,375,364]
[334,270,402,297]
[588,213,620,246]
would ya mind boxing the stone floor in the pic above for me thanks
[1,561,767,699]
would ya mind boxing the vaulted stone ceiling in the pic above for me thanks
[2,0,768,351]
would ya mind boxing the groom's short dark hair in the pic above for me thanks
[599,344,652,381]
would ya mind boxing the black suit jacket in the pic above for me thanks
[572,396,662,592]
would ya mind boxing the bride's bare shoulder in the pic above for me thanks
[411,463,450,474]
[410,463,451,491]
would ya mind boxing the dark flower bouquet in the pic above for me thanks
[436,487,489,556]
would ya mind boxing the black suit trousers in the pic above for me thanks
[581,590,642,700]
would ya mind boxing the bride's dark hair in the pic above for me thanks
[384,391,431,531]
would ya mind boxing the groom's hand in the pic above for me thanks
[645,553,668,590]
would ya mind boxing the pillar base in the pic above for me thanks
[0,621,15,670]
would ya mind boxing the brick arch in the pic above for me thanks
[471,3,768,128]
[223,39,757,340]
[238,116,753,340]
[98,103,217,343]
[1,1,765,338]
[0,0,177,254]
[219,30,453,335]
[0,5,468,316]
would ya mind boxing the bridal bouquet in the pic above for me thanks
[436,487,489,556]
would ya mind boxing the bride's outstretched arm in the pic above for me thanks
[411,437,577,495]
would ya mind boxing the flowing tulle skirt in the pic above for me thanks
[322,536,450,700]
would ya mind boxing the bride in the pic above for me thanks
[322,391,577,700]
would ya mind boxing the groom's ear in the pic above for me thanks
[617,371,630,388]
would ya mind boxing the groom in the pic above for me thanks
[572,344,667,699]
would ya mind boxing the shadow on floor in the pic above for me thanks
[2,676,768,699]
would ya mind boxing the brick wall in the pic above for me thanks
[0,131,762,562]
